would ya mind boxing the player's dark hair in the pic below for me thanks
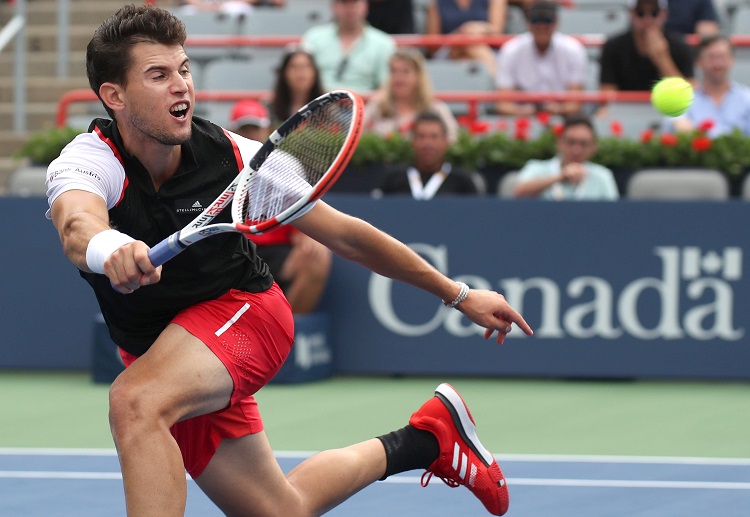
[270,49,325,123]
[412,110,448,136]
[86,4,187,118]
[561,113,596,138]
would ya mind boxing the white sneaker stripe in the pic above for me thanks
[452,442,460,472]
[459,452,468,480]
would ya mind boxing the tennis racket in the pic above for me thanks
[148,89,364,267]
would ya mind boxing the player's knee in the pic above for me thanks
[108,376,163,442]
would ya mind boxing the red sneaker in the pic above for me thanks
[409,383,509,516]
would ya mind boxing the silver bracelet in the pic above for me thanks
[443,281,470,309]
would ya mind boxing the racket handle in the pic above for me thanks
[148,233,186,267]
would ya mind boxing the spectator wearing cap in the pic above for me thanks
[301,0,396,92]
[229,99,271,142]
[494,0,588,116]
[664,0,720,36]
[599,0,694,91]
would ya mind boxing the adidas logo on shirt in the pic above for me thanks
[176,199,211,213]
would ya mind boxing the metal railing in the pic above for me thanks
[0,0,26,132]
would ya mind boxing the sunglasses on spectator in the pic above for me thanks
[635,8,661,18]
[529,15,556,25]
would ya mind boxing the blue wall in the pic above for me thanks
[4,195,749,380]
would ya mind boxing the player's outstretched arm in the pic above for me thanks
[292,201,533,344]
[50,190,160,293]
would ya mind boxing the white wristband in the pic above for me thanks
[86,229,135,274]
[443,281,470,309]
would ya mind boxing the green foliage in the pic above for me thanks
[15,126,82,165]
[353,127,750,179]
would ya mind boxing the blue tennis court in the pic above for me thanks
[2,449,749,516]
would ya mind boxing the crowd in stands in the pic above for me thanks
[207,0,748,199]
[40,0,750,204]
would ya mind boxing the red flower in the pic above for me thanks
[640,129,654,143]
[514,128,530,141]
[610,120,623,137]
[536,111,551,126]
[469,120,490,135]
[691,135,712,152]
[660,133,679,146]
[552,123,564,136]
[697,119,715,133]
[515,116,532,130]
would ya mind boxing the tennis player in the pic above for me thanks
[45,5,533,516]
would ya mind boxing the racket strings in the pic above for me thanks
[241,97,354,224]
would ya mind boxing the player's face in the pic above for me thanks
[285,53,317,94]
[412,120,449,168]
[557,124,596,164]
[698,40,734,83]
[389,57,418,99]
[118,43,194,146]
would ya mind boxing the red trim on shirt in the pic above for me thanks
[222,129,244,171]
[94,126,124,166]
[93,126,129,207]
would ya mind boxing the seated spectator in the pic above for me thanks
[664,0,720,36]
[513,114,619,200]
[494,0,587,116]
[229,99,270,141]
[301,0,396,92]
[364,48,460,142]
[374,111,485,198]
[269,49,325,126]
[666,34,750,137]
[367,0,415,34]
[229,99,333,314]
[425,0,507,78]
[600,0,694,91]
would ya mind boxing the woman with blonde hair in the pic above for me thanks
[364,48,459,142]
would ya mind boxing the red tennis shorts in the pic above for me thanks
[119,284,294,478]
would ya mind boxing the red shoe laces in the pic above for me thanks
[421,470,460,488]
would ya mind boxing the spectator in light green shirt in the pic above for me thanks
[513,114,620,201]
[301,0,396,93]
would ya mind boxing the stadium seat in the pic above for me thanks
[626,168,729,200]
[174,11,246,88]
[240,9,325,36]
[7,166,48,197]
[200,57,278,127]
[742,172,750,200]
[594,101,661,139]
[497,171,520,198]
[557,4,630,36]
[426,60,495,115]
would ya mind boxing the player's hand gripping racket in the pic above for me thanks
[148,89,364,266]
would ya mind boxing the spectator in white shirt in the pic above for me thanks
[495,0,587,116]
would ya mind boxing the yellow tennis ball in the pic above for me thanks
[651,77,694,117]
